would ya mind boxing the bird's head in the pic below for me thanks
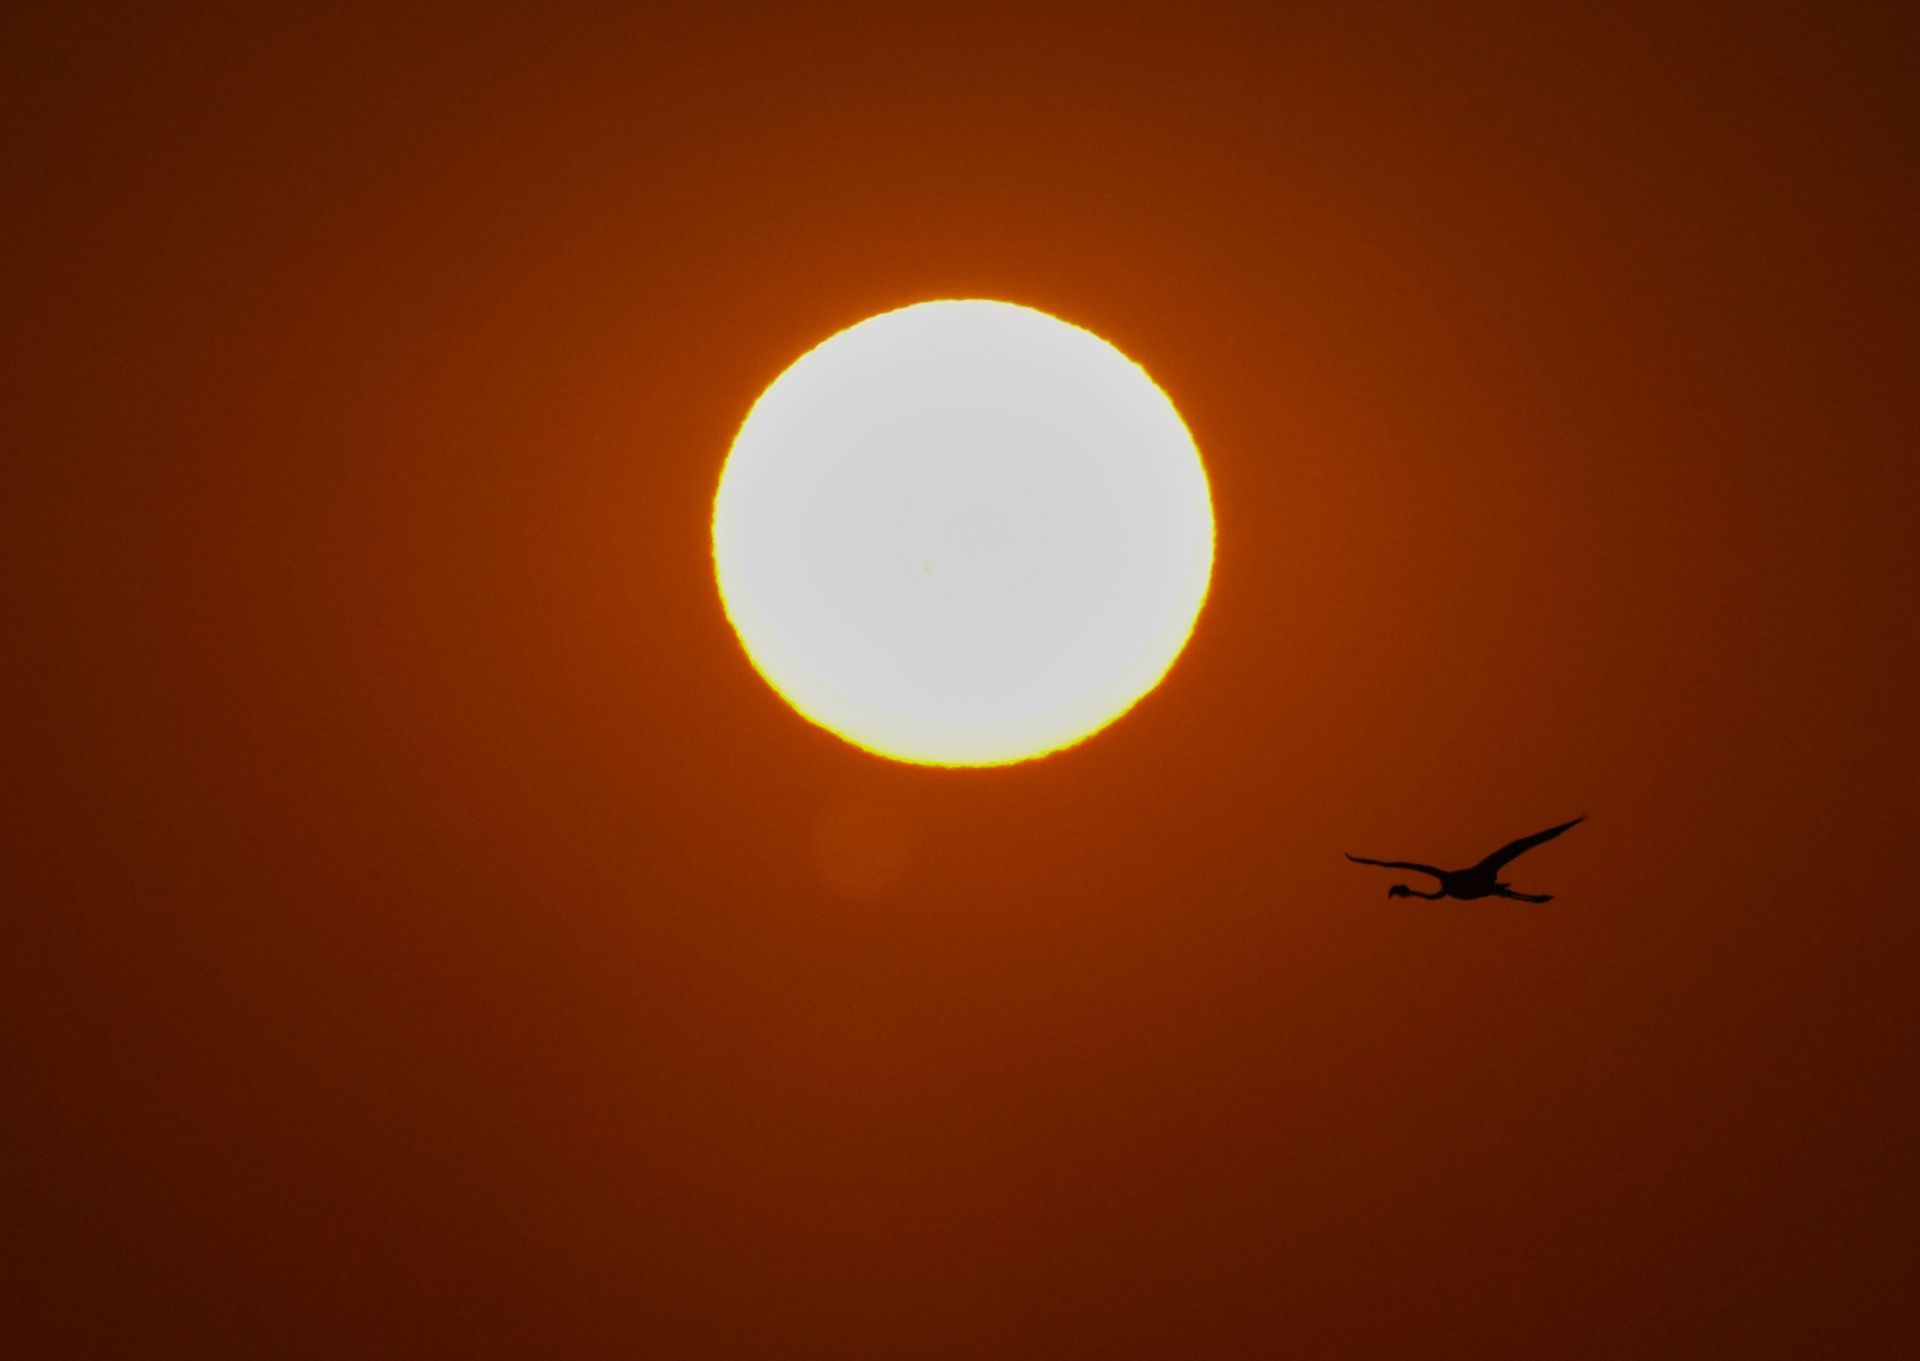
[1387,884,1413,900]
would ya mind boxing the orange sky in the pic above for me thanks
[9,4,1916,1356]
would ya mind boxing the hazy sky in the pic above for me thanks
[10,4,1915,1356]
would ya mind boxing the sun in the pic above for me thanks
[712,299,1214,767]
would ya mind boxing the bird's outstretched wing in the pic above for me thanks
[1473,815,1586,873]
[1345,854,1445,878]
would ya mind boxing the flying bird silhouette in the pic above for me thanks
[1346,816,1585,902]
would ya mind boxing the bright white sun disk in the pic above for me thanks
[713,299,1213,766]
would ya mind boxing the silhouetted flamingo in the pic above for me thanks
[1346,816,1585,902]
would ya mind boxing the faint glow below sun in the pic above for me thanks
[713,299,1214,766]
